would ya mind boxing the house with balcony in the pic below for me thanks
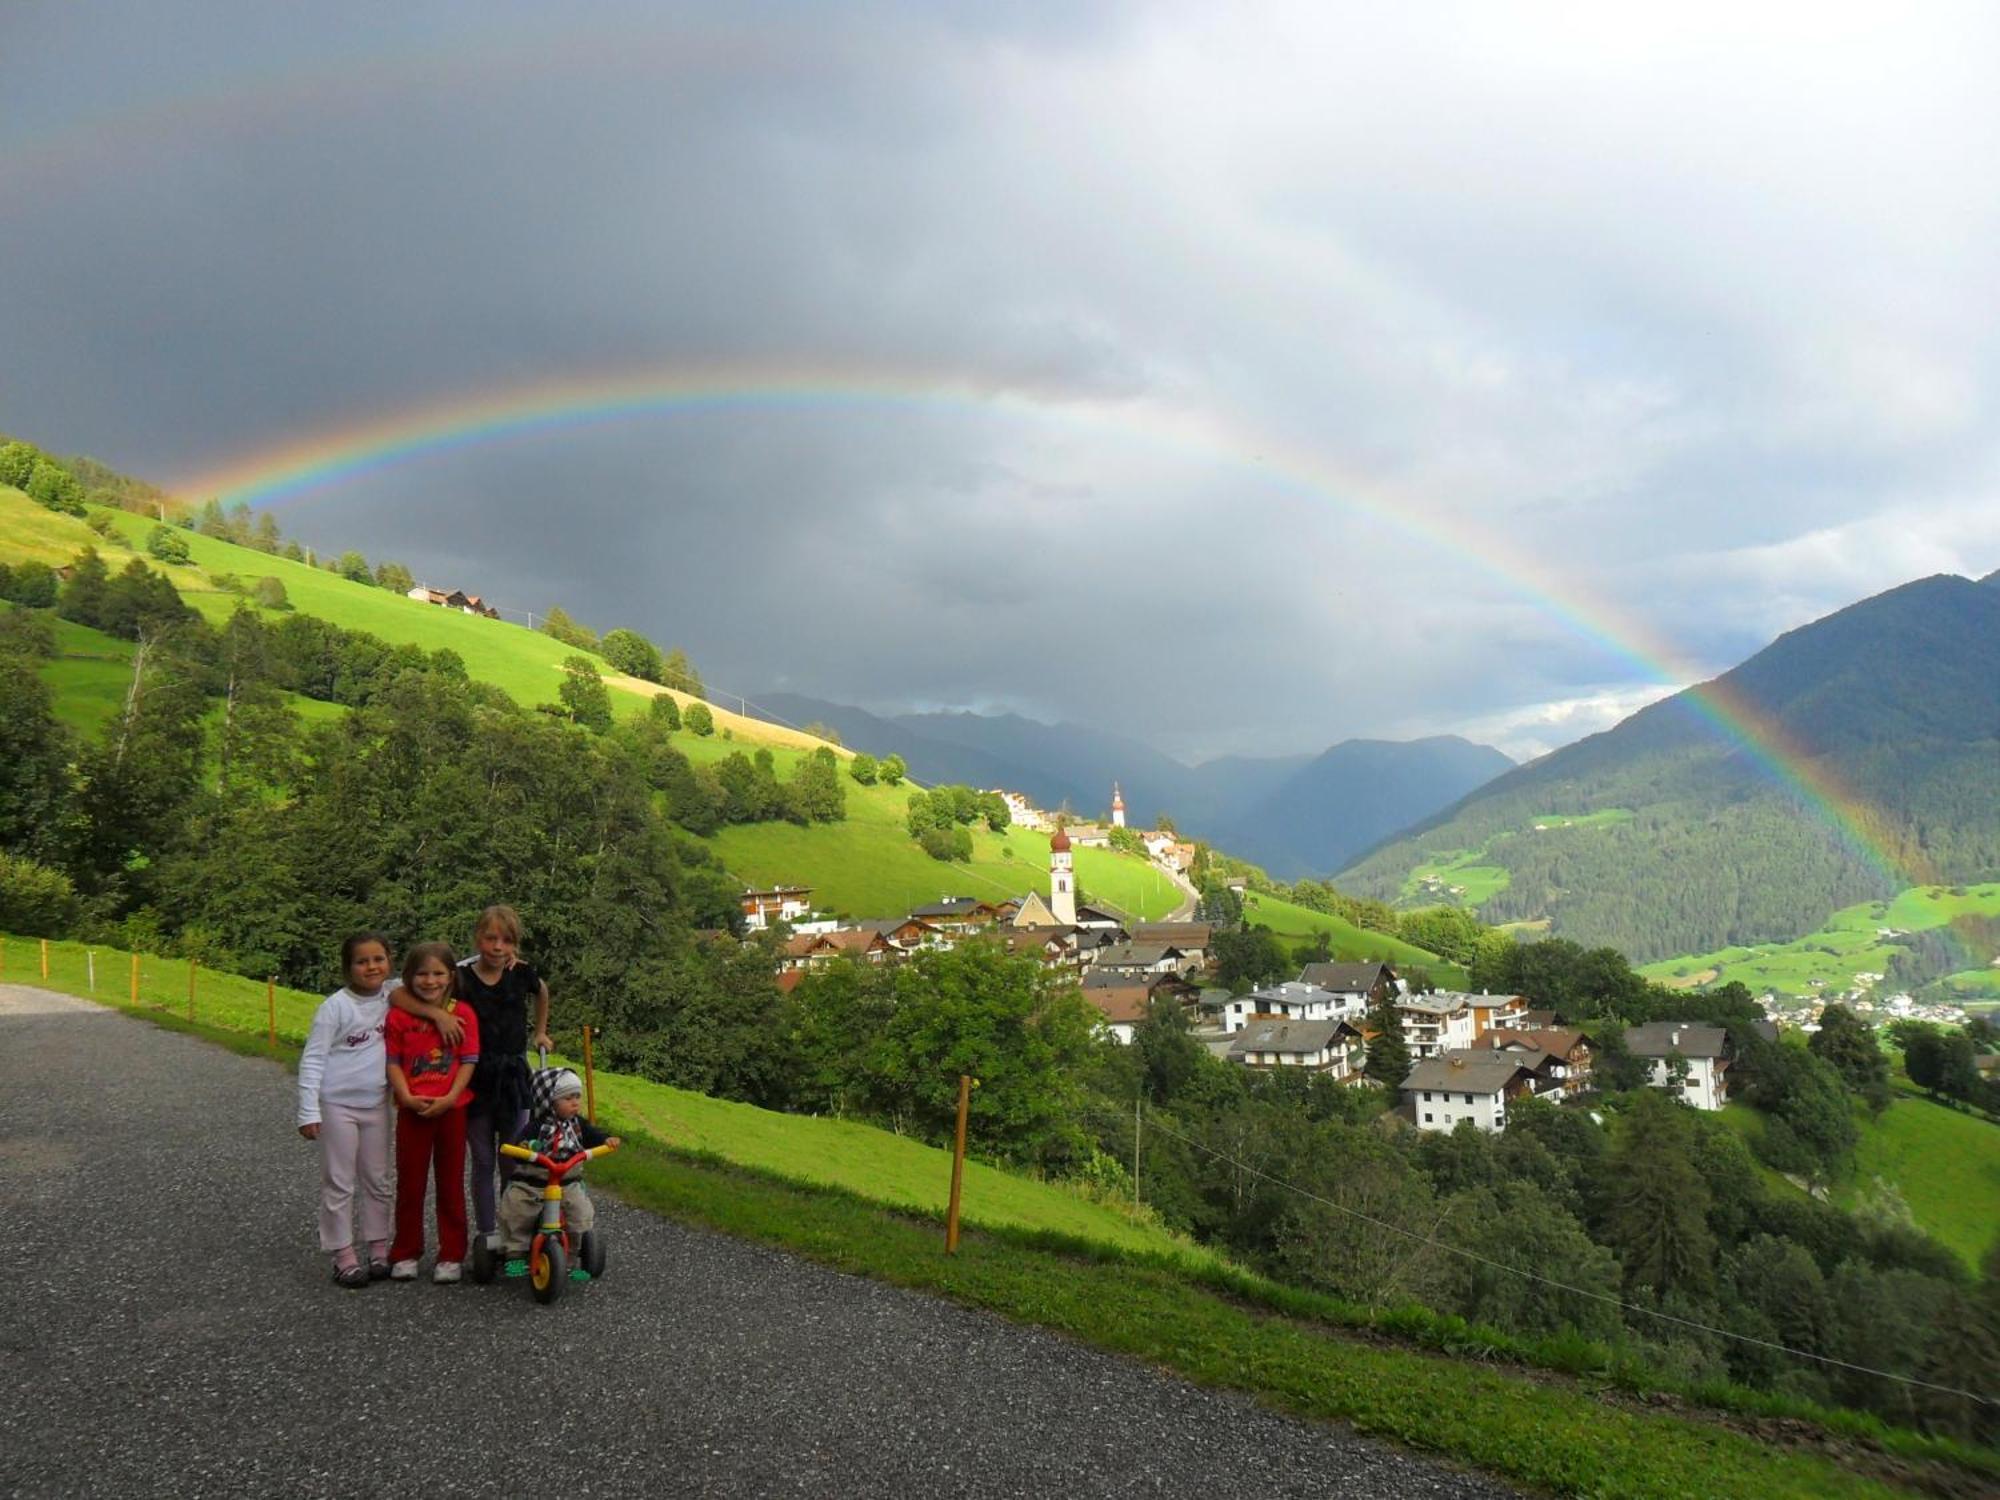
[1624,1023,1731,1110]
[1227,1018,1365,1077]
[1473,1026,1594,1095]
[1405,1052,1535,1134]
[1395,992,1477,1059]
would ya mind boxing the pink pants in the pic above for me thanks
[317,1099,393,1254]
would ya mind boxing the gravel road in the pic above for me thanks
[0,985,1519,1498]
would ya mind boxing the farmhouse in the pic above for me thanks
[406,584,499,618]
[1624,1022,1731,1110]
[1405,1053,1535,1134]
[778,928,893,973]
[1298,961,1400,1010]
[910,897,1002,936]
[1474,1026,1594,1094]
[1395,992,1477,1059]
[1227,1018,1364,1076]
[740,885,813,931]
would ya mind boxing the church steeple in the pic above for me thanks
[1049,826,1076,926]
[1111,781,1126,829]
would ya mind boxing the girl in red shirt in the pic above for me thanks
[384,942,480,1282]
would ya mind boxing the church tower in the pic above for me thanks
[1111,782,1126,829]
[1049,826,1077,926]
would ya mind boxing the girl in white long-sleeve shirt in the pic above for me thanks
[298,932,395,1288]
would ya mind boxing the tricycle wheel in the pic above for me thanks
[531,1238,567,1305]
[581,1230,606,1280]
[469,1236,497,1284]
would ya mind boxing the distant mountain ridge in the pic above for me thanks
[754,691,1511,877]
[1338,570,2000,962]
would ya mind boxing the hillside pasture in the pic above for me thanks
[1641,883,2000,999]
[1241,890,1463,986]
[1833,1094,2000,1269]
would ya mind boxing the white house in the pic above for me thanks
[1242,981,1358,1024]
[1405,1053,1534,1134]
[740,886,813,931]
[1624,1022,1731,1110]
[1395,993,1478,1059]
[1228,1018,1364,1077]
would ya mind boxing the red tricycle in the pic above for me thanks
[496,1139,616,1304]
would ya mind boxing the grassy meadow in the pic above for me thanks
[1394,809,1636,910]
[1642,883,2000,998]
[5,490,1178,919]
[1241,890,1463,986]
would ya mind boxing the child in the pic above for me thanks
[297,932,396,1289]
[384,942,480,1283]
[497,1068,619,1278]
[394,904,552,1259]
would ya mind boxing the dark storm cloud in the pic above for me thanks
[4,0,1997,761]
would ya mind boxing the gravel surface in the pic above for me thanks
[0,985,1520,1498]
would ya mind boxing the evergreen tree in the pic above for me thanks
[539,604,598,652]
[554,655,613,733]
[1602,1089,1715,1298]
[1363,998,1411,1090]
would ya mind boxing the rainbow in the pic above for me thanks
[170,359,1936,899]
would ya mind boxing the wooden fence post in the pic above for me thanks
[130,952,139,1006]
[88,950,96,993]
[41,938,50,980]
[582,1025,597,1123]
[267,976,277,1048]
[187,958,197,1021]
[945,1073,973,1254]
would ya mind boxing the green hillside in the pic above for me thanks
[3,489,1177,921]
[1241,890,1462,984]
[1643,884,2000,999]
[1723,1094,1999,1271]
[1341,573,2000,964]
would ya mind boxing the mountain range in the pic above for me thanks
[1338,569,2000,962]
[752,692,1513,879]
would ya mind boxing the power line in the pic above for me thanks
[1110,1103,1993,1406]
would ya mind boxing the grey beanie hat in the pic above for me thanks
[549,1068,584,1100]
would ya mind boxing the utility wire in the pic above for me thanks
[1107,1102,1993,1406]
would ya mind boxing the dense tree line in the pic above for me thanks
[905,784,1009,861]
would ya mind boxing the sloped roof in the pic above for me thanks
[1228,1018,1355,1057]
[1298,961,1397,992]
[1478,1026,1591,1056]
[1094,942,1183,968]
[1624,1023,1728,1060]
[1404,1053,1532,1096]
[1132,922,1213,948]
[911,897,994,919]
[1084,984,1154,1025]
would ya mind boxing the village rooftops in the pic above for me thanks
[1226,1018,1357,1059]
[1396,992,1470,1017]
[1477,1026,1592,1056]
[1404,1053,1533,1096]
[1623,1022,1729,1059]
[1245,980,1344,1009]
[1092,942,1185,968]
[1083,983,1155,1026]
[1131,921,1213,949]
[910,897,996,920]
[1297,961,1398,994]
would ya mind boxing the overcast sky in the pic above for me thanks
[4,1,1996,760]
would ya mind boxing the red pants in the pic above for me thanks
[390,1105,468,1264]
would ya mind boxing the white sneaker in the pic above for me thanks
[433,1260,462,1284]
[389,1259,420,1280]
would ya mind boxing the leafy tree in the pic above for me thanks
[281,540,306,563]
[715,751,776,823]
[1808,1004,1893,1111]
[683,701,714,737]
[1196,878,1244,928]
[252,512,283,553]
[554,655,613,733]
[146,525,191,564]
[97,558,193,642]
[879,752,906,786]
[1212,925,1289,992]
[335,550,372,585]
[373,560,415,593]
[600,627,665,683]
[26,459,86,515]
[3,560,57,607]
[791,746,846,823]
[0,850,80,936]
[250,576,290,610]
[56,547,112,630]
[659,647,703,698]
[0,440,40,489]
[917,824,972,861]
[647,693,680,731]
[1601,1089,1715,1298]
[849,751,878,785]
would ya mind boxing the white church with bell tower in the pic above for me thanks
[1111,782,1126,829]
[1048,825,1077,926]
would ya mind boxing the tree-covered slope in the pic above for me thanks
[1339,574,2000,961]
